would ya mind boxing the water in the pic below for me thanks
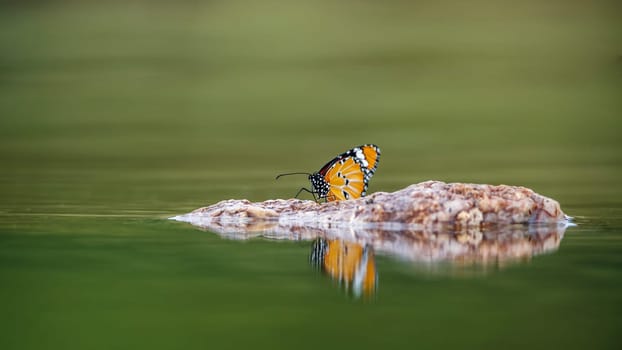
[1,1,621,349]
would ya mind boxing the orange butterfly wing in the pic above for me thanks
[325,157,366,201]
[361,145,380,172]
[321,144,380,201]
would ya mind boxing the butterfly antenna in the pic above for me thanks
[275,172,311,180]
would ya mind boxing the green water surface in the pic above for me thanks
[1,1,621,349]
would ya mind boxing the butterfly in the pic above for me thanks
[276,144,381,202]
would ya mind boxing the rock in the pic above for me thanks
[171,181,568,229]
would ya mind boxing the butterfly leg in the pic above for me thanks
[294,187,318,202]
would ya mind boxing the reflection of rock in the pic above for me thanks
[368,224,567,265]
[181,218,568,265]
[172,181,568,229]
[310,239,376,298]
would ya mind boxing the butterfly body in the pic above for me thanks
[279,144,381,202]
[309,173,331,199]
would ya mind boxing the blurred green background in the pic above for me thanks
[0,0,621,349]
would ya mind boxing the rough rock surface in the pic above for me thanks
[172,181,568,229]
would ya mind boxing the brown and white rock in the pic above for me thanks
[172,181,568,229]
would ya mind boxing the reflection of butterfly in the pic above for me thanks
[310,238,377,298]
[276,144,380,202]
